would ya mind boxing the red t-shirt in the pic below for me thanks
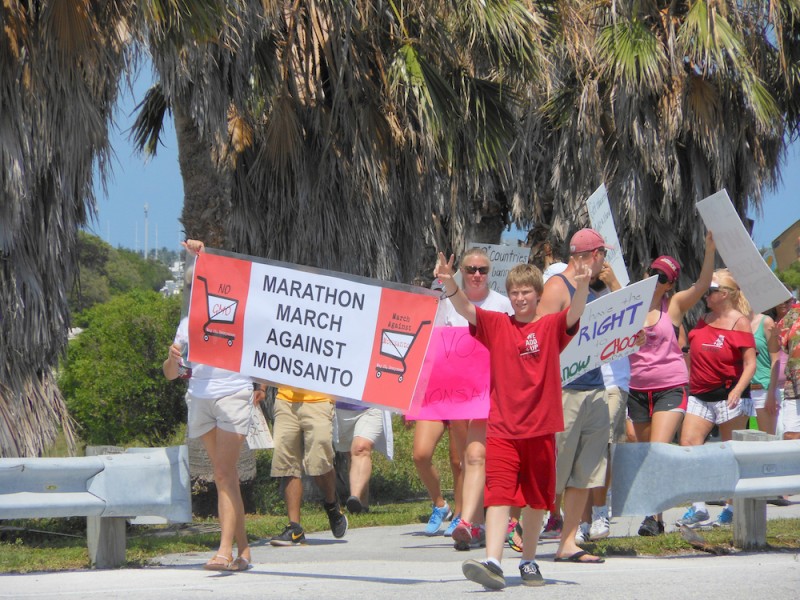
[688,318,755,395]
[472,307,577,438]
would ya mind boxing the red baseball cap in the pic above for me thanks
[650,255,680,283]
[569,228,613,254]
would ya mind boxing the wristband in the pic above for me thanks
[444,288,459,299]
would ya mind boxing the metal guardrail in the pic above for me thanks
[611,438,800,517]
[0,446,191,567]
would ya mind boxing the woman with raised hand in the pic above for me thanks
[677,268,756,529]
[413,248,513,541]
[627,232,716,536]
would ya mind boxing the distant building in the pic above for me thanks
[771,219,800,270]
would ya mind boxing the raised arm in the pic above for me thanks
[435,252,477,326]
[566,260,592,329]
[671,231,715,318]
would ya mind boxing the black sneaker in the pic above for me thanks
[462,559,505,590]
[324,500,348,538]
[519,561,545,586]
[638,515,665,537]
[346,495,365,514]
[270,522,305,546]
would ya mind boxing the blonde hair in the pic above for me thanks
[715,268,751,315]
[460,247,490,268]
[506,263,544,295]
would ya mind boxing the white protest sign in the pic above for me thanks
[560,276,657,384]
[466,242,529,296]
[587,184,630,286]
[696,190,791,314]
[187,250,440,412]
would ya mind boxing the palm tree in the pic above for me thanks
[511,1,799,288]
[0,0,134,456]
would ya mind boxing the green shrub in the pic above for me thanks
[59,290,186,446]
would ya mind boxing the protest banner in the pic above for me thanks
[696,191,791,314]
[405,327,490,421]
[465,242,529,296]
[186,249,440,412]
[587,184,630,286]
[560,276,657,384]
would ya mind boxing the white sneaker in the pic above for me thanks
[575,521,591,544]
[589,506,610,540]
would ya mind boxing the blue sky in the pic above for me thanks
[90,75,800,254]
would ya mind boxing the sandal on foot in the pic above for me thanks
[227,556,253,571]
[203,554,233,571]
[554,550,604,564]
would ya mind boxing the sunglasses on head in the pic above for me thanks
[464,265,489,275]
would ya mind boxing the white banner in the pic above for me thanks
[466,242,529,296]
[696,190,791,314]
[587,184,630,286]
[560,277,657,384]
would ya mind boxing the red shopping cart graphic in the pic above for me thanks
[187,253,251,373]
[362,288,438,411]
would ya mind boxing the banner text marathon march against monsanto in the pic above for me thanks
[186,249,440,412]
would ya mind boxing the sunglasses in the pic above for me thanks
[464,265,490,275]
[651,270,670,285]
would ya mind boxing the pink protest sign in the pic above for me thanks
[405,327,490,421]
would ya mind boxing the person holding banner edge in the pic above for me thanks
[435,252,593,589]
[627,231,716,536]
[163,239,263,572]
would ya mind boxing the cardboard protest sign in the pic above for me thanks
[696,191,791,314]
[465,242,529,297]
[560,277,657,384]
[187,249,439,412]
[405,327,490,421]
[587,184,630,286]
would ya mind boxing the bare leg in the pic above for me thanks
[447,419,469,517]
[459,420,487,525]
[484,505,511,563]
[313,468,337,504]
[755,408,777,435]
[520,507,545,562]
[634,411,684,524]
[413,420,448,507]
[556,487,601,561]
[202,427,249,562]
[284,476,303,524]
[348,436,375,505]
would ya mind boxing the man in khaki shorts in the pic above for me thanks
[269,387,348,545]
[537,228,611,564]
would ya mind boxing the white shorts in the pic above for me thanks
[750,388,767,411]
[781,398,800,434]
[334,406,385,451]
[687,395,753,426]
[186,388,253,438]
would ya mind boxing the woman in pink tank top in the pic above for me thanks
[627,232,716,536]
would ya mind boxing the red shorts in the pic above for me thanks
[484,434,556,511]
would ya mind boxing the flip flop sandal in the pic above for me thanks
[227,556,253,571]
[203,554,233,571]
[554,550,605,564]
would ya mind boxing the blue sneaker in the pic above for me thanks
[713,507,733,527]
[424,502,451,536]
[675,506,711,528]
[443,515,461,537]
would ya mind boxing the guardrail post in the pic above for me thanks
[731,430,773,550]
[85,446,127,568]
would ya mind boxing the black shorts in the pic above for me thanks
[628,386,688,423]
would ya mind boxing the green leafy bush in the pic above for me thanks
[59,290,186,445]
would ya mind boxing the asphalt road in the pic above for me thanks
[2,500,799,599]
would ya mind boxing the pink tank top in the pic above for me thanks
[629,299,688,390]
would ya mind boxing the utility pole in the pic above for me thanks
[144,203,149,260]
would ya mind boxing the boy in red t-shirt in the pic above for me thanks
[434,254,591,589]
